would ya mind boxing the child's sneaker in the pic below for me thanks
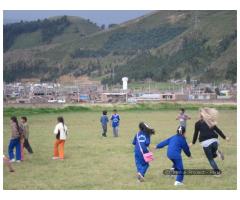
[217,150,224,160]
[16,160,21,163]
[137,172,145,182]
[174,181,184,186]
[52,157,59,160]
[9,159,15,163]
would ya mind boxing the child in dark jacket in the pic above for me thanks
[155,126,191,186]
[132,122,155,182]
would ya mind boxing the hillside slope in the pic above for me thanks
[3,11,237,83]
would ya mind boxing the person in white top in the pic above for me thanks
[52,116,68,160]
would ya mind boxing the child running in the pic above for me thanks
[52,116,68,160]
[20,116,33,154]
[155,126,191,186]
[132,122,155,182]
[110,109,120,137]
[8,116,22,163]
[100,110,109,137]
[176,108,191,129]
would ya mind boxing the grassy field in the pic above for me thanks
[3,109,237,190]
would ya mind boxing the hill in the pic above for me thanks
[3,11,237,83]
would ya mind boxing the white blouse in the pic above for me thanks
[54,123,68,140]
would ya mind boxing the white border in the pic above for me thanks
[0,0,239,200]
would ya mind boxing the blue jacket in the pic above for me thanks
[156,134,191,159]
[132,131,150,155]
[111,114,120,127]
[100,115,109,125]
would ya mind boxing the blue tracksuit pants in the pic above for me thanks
[8,138,21,161]
[170,158,184,182]
[135,153,149,177]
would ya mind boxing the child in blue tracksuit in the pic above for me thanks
[132,122,155,182]
[155,126,191,186]
[100,110,109,137]
[110,109,120,137]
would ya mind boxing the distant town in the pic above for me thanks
[3,78,237,105]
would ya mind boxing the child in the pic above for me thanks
[20,116,33,154]
[132,122,155,182]
[155,126,191,186]
[53,116,68,160]
[176,108,191,129]
[3,155,15,172]
[110,109,120,137]
[100,110,109,137]
[8,116,21,163]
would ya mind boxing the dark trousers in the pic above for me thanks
[102,124,107,136]
[203,142,219,173]
[24,139,33,153]
[8,138,21,160]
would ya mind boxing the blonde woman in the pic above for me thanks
[189,108,229,175]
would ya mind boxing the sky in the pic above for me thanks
[4,10,152,26]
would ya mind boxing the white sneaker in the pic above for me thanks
[16,160,21,163]
[137,172,145,182]
[174,181,184,186]
[10,159,15,163]
[52,157,60,160]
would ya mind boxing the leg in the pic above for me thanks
[20,139,24,161]
[203,143,220,173]
[54,140,60,157]
[135,154,149,177]
[113,126,119,137]
[174,159,184,183]
[113,127,116,137]
[59,140,65,159]
[24,139,33,153]
[8,139,15,160]
[102,125,107,137]
[115,126,119,137]
[3,156,14,172]
[211,142,218,159]
[15,139,21,161]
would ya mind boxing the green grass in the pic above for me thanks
[3,109,236,189]
[3,103,237,117]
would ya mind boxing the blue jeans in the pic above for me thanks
[203,142,219,172]
[170,158,184,182]
[8,138,21,161]
[135,153,149,177]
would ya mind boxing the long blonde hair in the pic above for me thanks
[200,107,218,128]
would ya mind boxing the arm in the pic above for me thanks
[132,135,136,145]
[182,138,191,157]
[156,137,170,149]
[176,115,180,120]
[53,124,59,135]
[192,122,200,144]
[213,126,226,139]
